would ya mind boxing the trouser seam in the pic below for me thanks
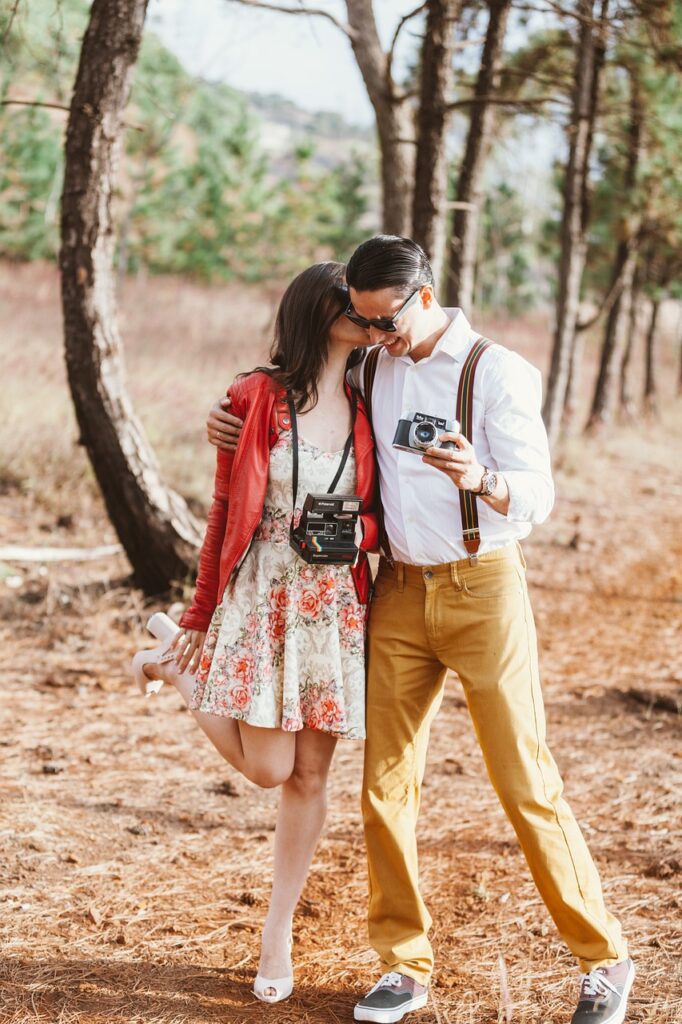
[521,582,622,959]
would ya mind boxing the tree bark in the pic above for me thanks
[60,0,203,595]
[587,65,642,432]
[563,327,586,432]
[643,297,661,416]
[445,0,511,311]
[619,265,643,417]
[411,0,461,285]
[587,238,639,430]
[346,0,415,236]
[542,0,608,446]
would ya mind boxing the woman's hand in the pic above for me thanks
[207,394,243,451]
[169,629,207,674]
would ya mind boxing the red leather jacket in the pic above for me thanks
[180,371,379,633]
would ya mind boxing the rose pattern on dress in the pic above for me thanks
[190,431,366,740]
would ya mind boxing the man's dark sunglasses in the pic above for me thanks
[343,287,421,333]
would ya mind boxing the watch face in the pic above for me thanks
[484,472,497,496]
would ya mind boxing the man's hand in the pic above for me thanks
[207,394,244,451]
[422,433,511,515]
[421,433,485,491]
[169,628,206,674]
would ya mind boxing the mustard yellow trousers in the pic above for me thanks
[362,543,627,986]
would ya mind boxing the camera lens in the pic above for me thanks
[413,421,438,448]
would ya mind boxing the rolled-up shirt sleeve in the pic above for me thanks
[483,349,555,524]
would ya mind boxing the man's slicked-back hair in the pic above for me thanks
[346,235,434,297]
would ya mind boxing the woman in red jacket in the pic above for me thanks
[132,262,377,1003]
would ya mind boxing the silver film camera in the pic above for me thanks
[393,411,460,455]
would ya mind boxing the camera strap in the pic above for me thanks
[456,336,494,564]
[287,393,357,534]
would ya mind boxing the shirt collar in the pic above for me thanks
[398,307,474,365]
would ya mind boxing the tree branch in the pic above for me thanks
[1,0,22,46]
[448,93,569,110]
[387,2,427,84]
[1,97,145,130]
[2,98,71,113]
[223,0,356,39]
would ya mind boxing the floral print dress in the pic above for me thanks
[190,428,367,740]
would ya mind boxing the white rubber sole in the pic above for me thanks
[354,991,428,1023]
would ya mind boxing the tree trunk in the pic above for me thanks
[587,239,638,430]
[445,0,511,311]
[59,0,203,595]
[563,327,586,432]
[542,0,608,446]
[346,0,415,235]
[619,267,643,418]
[411,0,461,285]
[587,65,642,432]
[643,297,661,416]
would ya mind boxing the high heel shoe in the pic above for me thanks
[131,612,182,697]
[253,935,294,1004]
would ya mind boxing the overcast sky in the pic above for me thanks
[147,0,563,190]
[148,0,425,127]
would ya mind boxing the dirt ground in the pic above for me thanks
[1,413,680,1024]
[1,264,681,1023]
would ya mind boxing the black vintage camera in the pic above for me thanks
[393,411,460,455]
[290,493,363,564]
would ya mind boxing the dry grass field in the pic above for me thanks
[1,261,681,1023]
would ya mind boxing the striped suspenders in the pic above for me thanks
[362,337,493,566]
[456,336,493,564]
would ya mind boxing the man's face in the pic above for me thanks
[348,285,432,359]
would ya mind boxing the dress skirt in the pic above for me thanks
[190,429,367,740]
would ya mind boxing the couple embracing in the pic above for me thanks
[132,235,633,1024]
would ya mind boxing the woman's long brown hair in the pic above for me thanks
[253,262,364,411]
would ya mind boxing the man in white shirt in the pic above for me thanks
[205,236,633,1024]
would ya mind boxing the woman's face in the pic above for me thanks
[328,309,371,349]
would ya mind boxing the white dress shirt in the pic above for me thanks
[347,308,554,565]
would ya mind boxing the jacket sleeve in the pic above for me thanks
[179,385,245,632]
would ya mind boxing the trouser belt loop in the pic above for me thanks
[396,562,405,592]
[450,561,462,589]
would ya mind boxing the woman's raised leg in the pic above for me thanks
[258,726,338,992]
[143,660,296,785]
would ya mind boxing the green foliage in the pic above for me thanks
[583,22,682,302]
[0,104,62,260]
[476,182,536,314]
[0,0,373,280]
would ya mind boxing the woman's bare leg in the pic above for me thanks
[143,661,296,785]
[258,727,338,990]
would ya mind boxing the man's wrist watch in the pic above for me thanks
[474,466,497,497]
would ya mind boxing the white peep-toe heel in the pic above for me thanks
[131,612,183,696]
[253,935,294,1004]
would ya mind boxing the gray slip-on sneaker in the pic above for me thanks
[354,972,428,1023]
[571,959,635,1024]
